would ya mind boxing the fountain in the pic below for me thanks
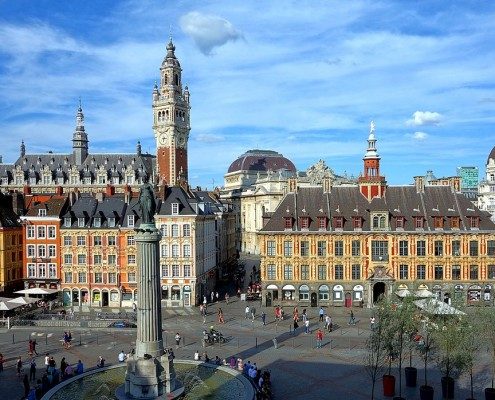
[41,182,254,400]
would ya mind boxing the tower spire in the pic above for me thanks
[358,121,386,200]
[73,101,89,165]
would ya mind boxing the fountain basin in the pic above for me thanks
[41,360,255,400]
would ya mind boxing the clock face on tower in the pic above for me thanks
[159,133,168,145]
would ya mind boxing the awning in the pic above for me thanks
[396,289,412,298]
[266,284,278,290]
[414,298,465,315]
[414,289,435,298]
[7,296,37,305]
[282,284,296,290]
[0,301,20,311]
[15,288,59,295]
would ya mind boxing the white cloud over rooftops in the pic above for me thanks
[406,111,443,126]
[412,131,428,141]
[179,11,241,55]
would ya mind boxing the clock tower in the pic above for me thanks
[153,38,191,186]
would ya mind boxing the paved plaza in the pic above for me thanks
[0,296,493,400]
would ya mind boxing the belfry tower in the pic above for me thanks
[358,121,387,201]
[152,38,191,186]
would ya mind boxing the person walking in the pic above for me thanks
[218,308,225,324]
[210,291,215,303]
[261,311,266,326]
[325,315,333,332]
[29,358,36,382]
[44,353,50,372]
[349,310,356,325]
[370,316,376,331]
[250,306,256,321]
[245,305,250,319]
[16,356,23,377]
[293,315,299,334]
[316,329,324,348]
[302,309,307,323]
[215,292,219,302]
[319,307,325,322]
[175,332,181,348]
[304,319,310,334]
[75,360,84,375]
[225,293,230,304]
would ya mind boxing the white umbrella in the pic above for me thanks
[396,289,412,298]
[414,289,435,298]
[414,298,465,315]
[7,296,37,305]
[0,301,20,311]
[15,288,59,295]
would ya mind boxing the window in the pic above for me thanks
[128,254,136,264]
[161,265,169,278]
[283,241,292,257]
[267,264,276,280]
[267,240,276,256]
[38,209,47,217]
[470,265,479,280]
[318,217,327,230]
[171,244,179,258]
[434,217,444,229]
[77,236,86,246]
[399,264,409,279]
[78,218,85,228]
[78,272,87,283]
[371,240,388,261]
[300,265,309,280]
[334,240,344,256]
[108,254,116,265]
[78,254,86,265]
[434,240,443,256]
[27,264,36,278]
[127,235,135,246]
[319,285,330,300]
[37,226,46,238]
[284,217,292,229]
[37,263,46,277]
[416,240,426,256]
[396,217,405,229]
[27,245,35,258]
[283,265,293,280]
[333,217,343,229]
[416,265,426,279]
[170,224,179,237]
[434,265,443,280]
[108,236,116,246]
[160,244,168,257]
[399,240,408,256]
[48,245,56,258]
[317,265,326,280]
[93,236,102,246]
[63,236,72,246]
[300,241,309,257]
[108,217,115,227]
[161,224,168,236]
[38,245,46,258]
[48,226,56,238]
[64,254,72,264]
[94,272,103,283]
[415,217,424,229]
[183,244,191,257]
[353,217,362,229]
[334,265,344,280]
[469,217,479,229]
[93,217,101,228]
[183,224,191,237]
[172,203,179,215]
[27,226,35,239]
[488,265,495,279]
[64,272,72,283]
[351,264,361,280]
[93,254,102,265]
[127,215,135,227]
[128,273,136,282]
[452,240,461,256]
[486,240,495,256]
[452,265,461,280]
[64,217,71,227]
[317,241,326,257]
[300,217,309,230]
[108,273,117,284]
[184,265,191,277]
[351,240,360,257]
[469,240,478,256]
[372,213,387,230]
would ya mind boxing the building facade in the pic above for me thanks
[259,123,495,308]
[479,146,495,222]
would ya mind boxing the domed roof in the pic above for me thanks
[488,146,495,164]
[227,149,296,174]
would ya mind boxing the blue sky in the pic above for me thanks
[0,0,494,189]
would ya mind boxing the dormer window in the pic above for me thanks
[93,218,101,228]
[78,217,85,228]
[317,216,327,230]
[172,203,179,215]
[284,217,292,230]
[64,217,71,227]
[353,217,362,229]
[396,217,404,229]
[450,217,460,229]
[333,217,344,230]
[414,216,424,229]
[372,212,388,230]
[300,217,310,230]
[38,209,47,217]
[434,216,444,229]
[128,215,135,227]
[469,216,479,229]
[108,217,116,227]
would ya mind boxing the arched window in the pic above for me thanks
[164,75,168,85]
[373,216,379,228]
[174,74,179,85]
[379,216,386,229]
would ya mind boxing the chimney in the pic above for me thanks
[124,185,132,203]
[105,184,115,196]
[288,177,298,193]
[96,192,105,202]
[158,183,168,200]
[23,185,31,195]
[55,186,63,196]
[414,176,424,193]
[323,176,332,193]
[451,177,461,192]
[11,192,24,215]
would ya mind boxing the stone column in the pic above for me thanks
[135,223,164,358]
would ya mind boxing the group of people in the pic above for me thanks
[242,360,272,399]
[62,331,72,349]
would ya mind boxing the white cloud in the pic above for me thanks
[179,11,241,55]
[412,131,428,141]
[195,133,225,143]
[406,111,443,126]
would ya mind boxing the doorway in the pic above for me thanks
[266,292,272,307]
[311,292,317,307]
[184,293,191,307]
[102,291,109,307]
[373,282,386,303]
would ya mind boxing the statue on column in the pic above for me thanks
[138,176,156,224]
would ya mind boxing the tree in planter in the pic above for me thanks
[462,310,483,400]
[476,306,495,398]
[417,314,438,398]
[364,298,394,400]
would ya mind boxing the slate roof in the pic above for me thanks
[0,193,20,228]
[227,149,296,174]
[261,185,495,233]
[24,196,68,218]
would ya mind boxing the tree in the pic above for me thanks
[417,314,437,389]
[477,306,495,389]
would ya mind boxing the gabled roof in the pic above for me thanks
[24,195,68,218]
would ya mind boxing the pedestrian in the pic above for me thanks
[211,291,215,303]
[319,307,324,322]
[16,356,23,377]
[274,306,280,321]
[132,302,137,312]
[29,357,36,381]
[28,339,34,356]
[64,363,74,379]
[293,316,299,333]
[118,350,126,362]
[23,374,30,398]
[349,310,356,325]
[44,353,50,372]
[75,360,84,375]
[218,308,225,324]
[261,311,266,326]
[245,305,250,319]
[304,319,310,334]
[215,292,219,302]
[67,331,72,348]
[237,288,241,298]
[370,316,376,331]
[194,350,200,361]
[225,293,230,304]
[175,332,181,348]
[60,357,67,379]
[32,339,38,355]
[316,329,324,348]
[250,306,256,321]
[325,315,333,332]
[27,386,36,400]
